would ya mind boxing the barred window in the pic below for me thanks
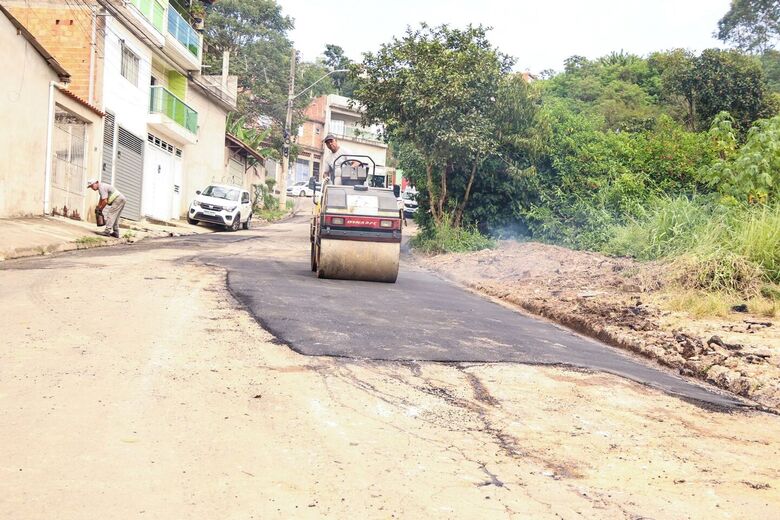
[120,42,140,86]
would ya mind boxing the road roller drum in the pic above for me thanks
[317,239,400,282]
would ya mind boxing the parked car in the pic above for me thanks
[402,189,418,217]
[287,181,314,197]
[187,184,252,231]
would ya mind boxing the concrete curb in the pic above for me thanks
[1,237,123,262]
[0,228,206,263]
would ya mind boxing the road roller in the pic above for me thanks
[310,155,402,283]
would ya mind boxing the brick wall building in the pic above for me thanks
[6,0,103,106]
[291,94,388,187]
[293,95,327,183]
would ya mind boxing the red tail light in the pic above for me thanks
[325,215,400,229]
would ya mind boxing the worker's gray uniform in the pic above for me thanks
[98,182,126,235]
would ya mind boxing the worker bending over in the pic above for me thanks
[87,179,126,238]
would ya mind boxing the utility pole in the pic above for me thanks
[279,47,296,209]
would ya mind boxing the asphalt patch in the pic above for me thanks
[216,255,748,410]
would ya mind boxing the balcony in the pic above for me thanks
[334,124,385,145]
[148,86,198,144]
[165,6,202,71]
[130,0,165,33]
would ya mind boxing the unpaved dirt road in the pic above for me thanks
[1,216,779,519]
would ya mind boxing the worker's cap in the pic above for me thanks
[323,134,336,142]
[86,179,99,186]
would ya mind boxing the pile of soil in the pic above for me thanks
[415,241,780,411]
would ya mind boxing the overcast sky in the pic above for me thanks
[280,0,732,72]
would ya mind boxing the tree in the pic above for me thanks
[298,60,337,99]
[701,113,780,202]
[201,1,341,164]
[652,48,776,132]
[323,44,356,97]
[226,114,277,161]
[353,24,513,227]
[761,49,780,91]
[649,49,699,130]
[546,53,663,131]
[716,0,780,53]
[202,0,295,124]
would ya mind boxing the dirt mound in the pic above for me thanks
[416,241,780,410]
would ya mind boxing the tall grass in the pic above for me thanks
[605,197,780,297]
[604,196,720,260]
[730,204,780,282]
[411,215,496,254]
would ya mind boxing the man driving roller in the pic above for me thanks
[322,134,361,183]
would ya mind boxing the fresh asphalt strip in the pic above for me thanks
[215,254,749,410]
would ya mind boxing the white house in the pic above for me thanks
[98,0,237,221]
[6,0,238,222]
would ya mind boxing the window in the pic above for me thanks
[202,185,240,201]
[120,42,140,86]
[330,119,345,136]
[241,192,250,204]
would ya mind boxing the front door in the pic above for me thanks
[50,107,88,218]
[240,190,252,223]
[143,133,181,221]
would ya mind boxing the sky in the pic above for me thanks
[280,0,733,72]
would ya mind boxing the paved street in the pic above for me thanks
[1,215,779,518]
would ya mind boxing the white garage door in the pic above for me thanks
[143,134,182,221]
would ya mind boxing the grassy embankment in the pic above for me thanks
[411,199,779,317]
[606,197,779,317]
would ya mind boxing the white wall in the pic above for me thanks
[102,17,152,142]
[180,85,229,217]
[0,12,57,217]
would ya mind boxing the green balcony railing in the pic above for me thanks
[131,0,165,33]
[338,125,383,143]
[167,6,201,58]
[150,86,198,134]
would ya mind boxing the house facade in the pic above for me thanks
[0,5,104,219]
[97,0,237,221]
[5,0,238,222]
[296,94,388,186]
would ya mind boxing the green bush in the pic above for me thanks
[411,215,496,254]
[700,114,780,203]
[513,104,717,250]
[674,252,766,295]
[253,180,279,213]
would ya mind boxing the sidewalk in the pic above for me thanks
[0,215,211,261]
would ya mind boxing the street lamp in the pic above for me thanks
[279,56,349,208]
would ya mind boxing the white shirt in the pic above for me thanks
[324,143,357,176]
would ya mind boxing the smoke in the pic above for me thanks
[484,220,531,241]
